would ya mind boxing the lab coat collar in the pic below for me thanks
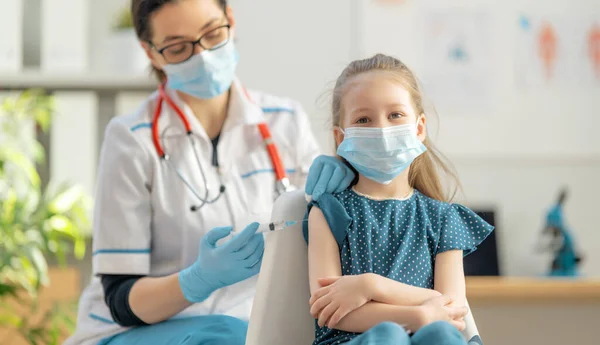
[226,77,265,127]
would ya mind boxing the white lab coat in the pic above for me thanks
[64,78,321,345]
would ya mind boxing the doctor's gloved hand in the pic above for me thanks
[178,222,264,303]
[305,155,355,202]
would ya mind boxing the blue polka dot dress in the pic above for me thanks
[302,187,494,345]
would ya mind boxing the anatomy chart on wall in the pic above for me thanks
[416,8,494,112]
[583,20,600,85]
[515,15,600,87]
[515,15,567,86]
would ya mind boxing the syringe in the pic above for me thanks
[256,220,306,233]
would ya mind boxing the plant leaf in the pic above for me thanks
[45,215,75,237]
[0,282,19,298]
[28,246,49,286]
[0,147,41,187]
[0,312,22,327]
[48,185,84,214]
[74,238,86,260]
[31,140,46,164]
[0,188,17,224]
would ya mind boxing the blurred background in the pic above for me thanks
[0,0,599,344]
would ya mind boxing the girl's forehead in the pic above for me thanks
[343,72,413,107]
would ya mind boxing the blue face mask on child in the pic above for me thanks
[162,40,239,99]
[336,122,427,185]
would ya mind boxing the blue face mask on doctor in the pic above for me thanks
[336,121,427,185]
[162,39,239,99]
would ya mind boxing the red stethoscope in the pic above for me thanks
[152,83,294,212]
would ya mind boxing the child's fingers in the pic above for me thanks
[437,294,453,306]
[317,302,338,328]
[317,276,341,287]
[450,319,466,331]
[310,294,331,318]
[327,306,349,329]
[309,286,330,305]
[448,305,469,319]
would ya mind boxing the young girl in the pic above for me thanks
[302,54,494,345]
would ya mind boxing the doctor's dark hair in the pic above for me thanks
[331,54,461,202]
[131,0,228,82]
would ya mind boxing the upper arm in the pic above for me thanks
[433,250,466,306]
[92,120,153,276]
[308,206,342,295]
[433,203,494,305]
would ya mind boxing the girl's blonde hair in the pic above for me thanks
[332,54,460,202]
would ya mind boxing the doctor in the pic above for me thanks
[64,1,354,344]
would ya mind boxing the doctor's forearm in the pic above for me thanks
[129,274,193,324]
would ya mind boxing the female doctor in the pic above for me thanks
[64,1,354,344]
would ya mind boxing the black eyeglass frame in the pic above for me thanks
[150,24,232,64]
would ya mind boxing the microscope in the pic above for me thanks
[539,188,583,277]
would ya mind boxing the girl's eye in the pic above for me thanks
[356,117,369,124]
[389,112,404,119]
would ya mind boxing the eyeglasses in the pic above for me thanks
[154,24,231,64]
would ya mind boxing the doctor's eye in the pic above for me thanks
[201,26,230,49]
[164,43,192,56]
[355,117,370,124]
[205,30,222,40]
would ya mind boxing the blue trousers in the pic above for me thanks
[98,315,247,345]
[347,321,467,345]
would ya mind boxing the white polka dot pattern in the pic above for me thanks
[306,189,494,345]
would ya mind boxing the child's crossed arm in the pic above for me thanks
[307,207,467,333]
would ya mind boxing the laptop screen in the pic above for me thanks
[463,210,500,276]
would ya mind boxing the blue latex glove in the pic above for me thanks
[178,222,264,303]
[305,155,355,202]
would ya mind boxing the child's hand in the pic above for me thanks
[445,300,467,322]
[309,275,374,329]
[416,295,469,331]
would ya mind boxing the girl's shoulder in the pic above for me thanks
[302,190,354,247]
[412,190,495,256]
[412,189,452,215]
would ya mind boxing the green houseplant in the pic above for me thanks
[0,89,92,345]
[112,6,133,31]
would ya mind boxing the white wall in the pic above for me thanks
[231,0,357,152]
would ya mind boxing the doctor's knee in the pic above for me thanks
[179,316,248,345]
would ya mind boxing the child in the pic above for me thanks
[302,54,494,345]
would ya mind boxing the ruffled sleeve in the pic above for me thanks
[436,204,494,256]
[302,193,352,248]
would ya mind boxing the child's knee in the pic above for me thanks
[412,321,466,345]
[370,322,410,343]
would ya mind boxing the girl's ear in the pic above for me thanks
[417,113,427,142]
[333,127,345,147]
